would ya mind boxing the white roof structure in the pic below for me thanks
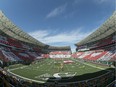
[75,11,116,46]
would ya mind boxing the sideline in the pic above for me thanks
[7,58,111,85]
[7,69,45,83]
[7,59,55,84]
[10,66,28,71]
[72,58,105,70]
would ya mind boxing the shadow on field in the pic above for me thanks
[45,68,115,83]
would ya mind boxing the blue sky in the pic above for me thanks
[0,0,115,52]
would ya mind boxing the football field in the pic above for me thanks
[7,58,109,83]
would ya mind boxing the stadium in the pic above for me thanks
[0,1,115,87]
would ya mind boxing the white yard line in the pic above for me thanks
[37,59,54,71]
[72,58,104,70]
[47,59,55,71]
[10,66,28,71]
[62,58,70,72]
[30,59,52,71]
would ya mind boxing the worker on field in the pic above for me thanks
[60,63,64,71]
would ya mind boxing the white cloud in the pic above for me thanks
[46,4,67,18]
[28,28,96,52]
[94,0,111,4]
[28,27,94,52]
[73,0,81,5]
[99,0,109,3]
[28,30,48,39]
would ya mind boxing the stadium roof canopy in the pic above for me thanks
[75,11,116,46]
[0,10,46,47]
[0,10,70,50]
[48,46,71,50]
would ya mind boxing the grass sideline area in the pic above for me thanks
[6,58,111,83]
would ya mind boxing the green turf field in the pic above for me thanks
[7,58,109,83]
